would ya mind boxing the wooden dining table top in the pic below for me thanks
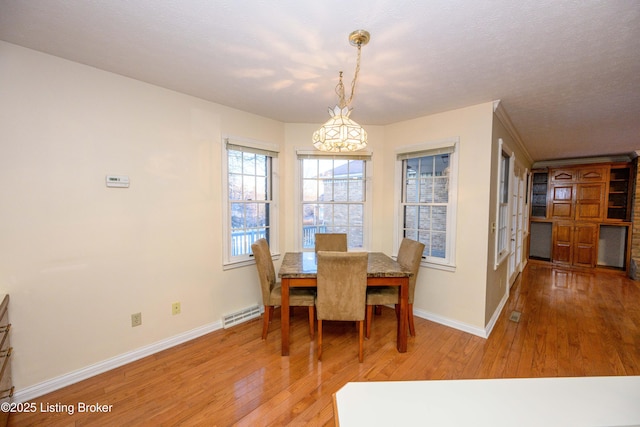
[278,251,413,279]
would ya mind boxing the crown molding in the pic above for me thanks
[493,100,533,165]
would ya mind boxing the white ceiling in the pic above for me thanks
[1,0,639,162]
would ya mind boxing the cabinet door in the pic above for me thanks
[575,182,605,221]
[552,222,598,267]
[550,184,574,219]
[552,222,573,265]
[573,223,598,267]
[577,167,607,182]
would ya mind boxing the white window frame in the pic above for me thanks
[222,136,279,269]
[494,138,514,269]
[295,149,373,252]
[394,138,459,271]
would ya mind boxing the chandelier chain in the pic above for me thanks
[335,43,362,109]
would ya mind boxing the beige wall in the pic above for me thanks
[0,42,285,390]
[385,104,496,330]
[485,108,533,324]
[1,41,517,393]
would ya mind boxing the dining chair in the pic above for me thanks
[365,238,425,338]
[316,251,368,362]
[314,233,348,252]
[251,239,316,340]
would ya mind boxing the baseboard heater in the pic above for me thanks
[222,305,261,329]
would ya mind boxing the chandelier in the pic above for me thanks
[312,30,370,152]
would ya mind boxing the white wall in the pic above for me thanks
[0,41,285,391]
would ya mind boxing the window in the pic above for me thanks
[396,140,458,269]
[497,152,510,256]
[495,138,513,268]
[223,138,278,267]
[298,152,371,251]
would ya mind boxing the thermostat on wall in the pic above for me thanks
[106,175,130,188]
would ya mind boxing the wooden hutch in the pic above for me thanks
[528,157,634,272]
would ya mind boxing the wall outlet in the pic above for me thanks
[131,312,142,327]
[172,302,181,315]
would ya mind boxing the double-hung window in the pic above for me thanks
[223,138,278,268]
[297,151,371,251]
[495,138,513,268]
[397,139,458,269]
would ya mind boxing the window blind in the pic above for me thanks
[225,138,278,158]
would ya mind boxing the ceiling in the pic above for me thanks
[1,0,639,162]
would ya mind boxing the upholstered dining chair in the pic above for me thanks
[365,238,425,338]
[251,239,316,340]
[314,233,348,252]
[316,251,368,362]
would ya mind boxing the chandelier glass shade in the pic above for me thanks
[312,105,368,152]
[313,30,370,152]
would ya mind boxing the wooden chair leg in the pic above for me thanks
[358,320,364,363]
[308,306,315,338]
[374,305,382,315]
[365,305,373,339]
[317,319,323,361]
[408,303,416,337]
[261,305,272,340]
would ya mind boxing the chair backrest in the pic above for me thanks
[251,238,276,306]
[397,238,426,304]
[316,251,368,321]
[314,233,348,252]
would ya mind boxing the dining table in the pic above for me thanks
[278,251,412,356]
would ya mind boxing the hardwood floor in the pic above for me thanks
[9,263,640,426]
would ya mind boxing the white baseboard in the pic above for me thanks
[412,308,489,339]
[15,301,511,403]
[13,320,223,403]
[483,292,510,338]
[413,289,510,339]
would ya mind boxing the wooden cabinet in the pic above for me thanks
[552,222,598,268]
[551,222,573,264]
[575,182,605,221]
[0,295,11,427]
[549,166,606,221]
[529,161,633,271]
[550,183,574,219]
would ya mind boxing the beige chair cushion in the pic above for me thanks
[252,238,315,306]
[366,287,398,305]
[269,285,316,307]
[365,238,425,305]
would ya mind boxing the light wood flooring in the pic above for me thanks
[9,263,640,426]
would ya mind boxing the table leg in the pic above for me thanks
[281,277,290,356]
[397,278,408,352]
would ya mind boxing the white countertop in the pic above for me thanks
[334,376,640,427]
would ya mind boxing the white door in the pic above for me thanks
[508,163,525,286]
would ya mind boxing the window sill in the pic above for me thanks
[421,260,456,272]
[223,253,281,271]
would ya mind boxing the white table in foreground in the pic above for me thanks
[333,376,640,427]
